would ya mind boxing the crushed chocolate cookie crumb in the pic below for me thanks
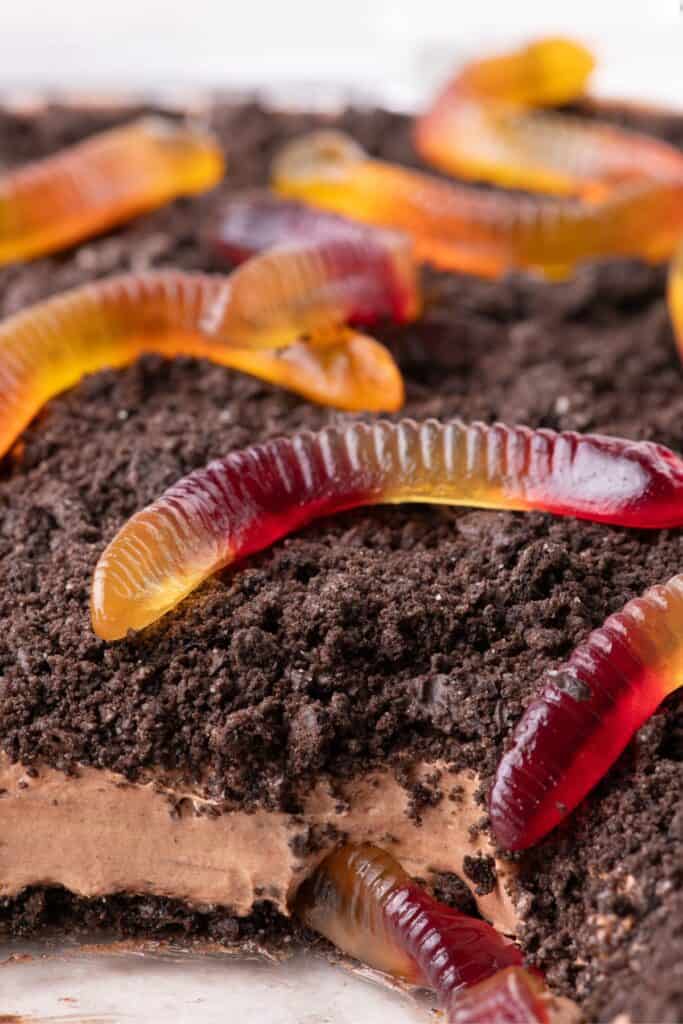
[0,99,681,1022]
[462,854,497,897]
[430,871,479,918]
[289,823,342,860]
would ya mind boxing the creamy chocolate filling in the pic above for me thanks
[0,755,517,934]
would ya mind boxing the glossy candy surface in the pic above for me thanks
[0,234,414,457]
[91,419,683,639]
[200,230,420,343]
[450,37,595,109]
[448,967,549,1024]
[490,572,683,849]
[273,131,683,278]
[0,117,225,263]
[295,844,523,998]
[415,37,683,200]
[218,330,403,413]
[417,103,683,202]
[207,190,412,284]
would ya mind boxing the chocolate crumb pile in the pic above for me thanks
[0,100,682,1022]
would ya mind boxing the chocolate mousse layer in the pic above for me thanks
[0,100,682,1023]
[0,756,516,932]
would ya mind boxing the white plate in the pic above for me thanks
[0,942,434,1022]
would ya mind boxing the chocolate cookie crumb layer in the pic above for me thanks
[0,100,681,1022]
[0,886,293,950]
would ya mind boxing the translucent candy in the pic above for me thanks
[295,844,522,995]
[273,131,683,279]
[206,189,413,305]
[414,37,683,199]
[218,330,403,413]
[199,230,420,346]
[491,572,683,849]
[416,101,683,201]
[447,967,550,1023]
[0,232,417,457]
[0,116,225,263]
[452,37,595,109]
[91,419,683,639]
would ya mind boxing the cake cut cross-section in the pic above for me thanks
[0,92,682,1024]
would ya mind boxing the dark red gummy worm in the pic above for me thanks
[448,966,550,1024]
[490,571,683,849]
[296,843,523,993]
[386,881,524,994]
[206,189,412,292]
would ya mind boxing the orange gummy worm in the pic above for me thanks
[295,844,532,1021]
[415,37,683,199]
[449,37,595,109]
[220,330,403,413]
[273,131,683,279]
[0,233,418,457]
[0,116,225,264]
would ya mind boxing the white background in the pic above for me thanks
[1,2,682,1020]
[0,0,682,108]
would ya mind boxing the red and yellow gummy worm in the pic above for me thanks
[490,571,683,850]
[206,188,407,267]
[296,843,548,1023]
[0,233,419,457]
[414,37,683,201]
[273,131,683,279]
[91,418,683,639]
[0,116,225,263]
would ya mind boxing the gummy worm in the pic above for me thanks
[0,231,418,458]
[415,37,683,200]
[490,571,683,850]
[295,844,550,1023]
[215,330,404,414]
[451,36,595,109]
[0,116,225,264]
[205,188,404,267]
[273,131,683,279]
[296,843,523,991]
[449,967,550,1024]
[91,418,683,640]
